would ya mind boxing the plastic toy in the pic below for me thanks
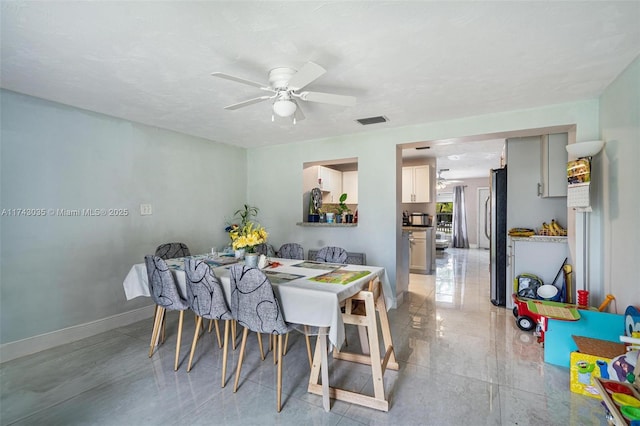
[625,306,640,337]
[512,294,581,343]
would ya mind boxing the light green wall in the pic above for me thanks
[599,56,640,309]
[247,99,601,305]
[247,131,398,281]
[2,82,626,348]
[0,90,246,344]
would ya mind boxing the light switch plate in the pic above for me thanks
[140,204,152,215]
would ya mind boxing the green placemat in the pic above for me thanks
[310,269,371,285]
[526,299,580,320]
[264,271,304,284]
[292,260,343,270]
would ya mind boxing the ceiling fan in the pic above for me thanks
[436,169,463,190]
[211,62,356,123]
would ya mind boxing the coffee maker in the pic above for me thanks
[402,210,411,226]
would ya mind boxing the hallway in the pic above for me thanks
[0,249,605,425]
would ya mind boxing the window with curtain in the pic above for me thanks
[452,186,469,248]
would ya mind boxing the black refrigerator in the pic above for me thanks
[490,167,507,306]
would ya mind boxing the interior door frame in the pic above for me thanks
[477,186,490,249]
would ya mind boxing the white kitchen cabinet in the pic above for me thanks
[410,231,427,271]
[341,170,358,204]
[303,165,342,203]
[321,166,342,203]
[402,165,430,203]
[506,136,567,232]
[401,168,414,203]
[540,133,568,197]
[408,228,433,274]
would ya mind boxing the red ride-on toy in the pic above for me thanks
[512,295,541,332]
[512,294,581,343]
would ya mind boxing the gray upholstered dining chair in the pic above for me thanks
[276,243,304,260]
[145,255,190,371]
[308,250,366,265]
[184,258,233,382]
[155,242,191,259]
[255,243,276,257]
[345,252,367,265]
[315,246,348,263]
[229,264,295,412]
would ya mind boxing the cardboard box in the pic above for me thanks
[569,336,626,398]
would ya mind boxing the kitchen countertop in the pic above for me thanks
[402,225,433,231]
[510,236,568,243]
[297,222,357,227]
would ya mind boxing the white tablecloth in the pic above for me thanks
[123,256,392,348]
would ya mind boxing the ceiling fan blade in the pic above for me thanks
[211,72,266,89]
[439,179,463,186]
[224,96,271,110]
[299,91,356,107]
[293,100,306,122]
[287,62,326,91]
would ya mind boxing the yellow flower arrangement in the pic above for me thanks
[229,221,268,253]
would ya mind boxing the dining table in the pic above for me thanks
[123,254,397,411]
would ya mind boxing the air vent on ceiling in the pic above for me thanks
[355,115,388,125]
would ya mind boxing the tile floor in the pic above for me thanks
[1,248,607,425]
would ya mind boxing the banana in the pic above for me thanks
[551,219,564,234]
[541,220,567,236]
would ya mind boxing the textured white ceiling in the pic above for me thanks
[2,1,639,178]
[403,138,506,180]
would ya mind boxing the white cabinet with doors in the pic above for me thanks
[304,165,342,203]
[402,165,430,203]
[320,166,342,203]
[539,133,568,197]
[409,231,427,272]
[507,132,568,199]
[408,228,433,274]
[341,170,358,204]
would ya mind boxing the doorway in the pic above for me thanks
[397,124,574,307]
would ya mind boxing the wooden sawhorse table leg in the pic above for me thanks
[308,279,399,412]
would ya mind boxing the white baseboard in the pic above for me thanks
[0,305,155,364]
[469,243,479,249]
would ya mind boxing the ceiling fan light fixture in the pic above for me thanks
[273,99,297,117]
